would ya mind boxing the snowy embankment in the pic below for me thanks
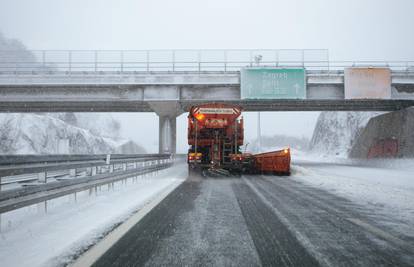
[0,164,187,267]
[291,156,414,237]
[309,111,381,157]
[0,113,145,154]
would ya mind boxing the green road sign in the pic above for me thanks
[241,68,306,99]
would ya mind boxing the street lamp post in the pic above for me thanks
[257,112,261,153]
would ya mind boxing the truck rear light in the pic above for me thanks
[195,113,205,121]
[230,154,243,161]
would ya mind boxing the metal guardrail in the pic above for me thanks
[0,157,175,215]
[0,154,172,191]
[0,49,413,74]
[1,170,68,185]
[0,49,328,72]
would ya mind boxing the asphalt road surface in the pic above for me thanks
[93,174,414,267]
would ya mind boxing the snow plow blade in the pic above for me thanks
[252,148,291,175]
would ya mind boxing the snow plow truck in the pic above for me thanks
[187,103,291,176]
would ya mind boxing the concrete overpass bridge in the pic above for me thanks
[1,49,414,153]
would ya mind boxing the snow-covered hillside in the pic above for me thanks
[0,113,145,154]
[50,113,122,140]
[0,32,42,71]
[248,134,309,153]
[309,112,381,157]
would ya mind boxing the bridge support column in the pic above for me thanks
[91,166,97,176]
[38,172,47,183]
[158,115,177,154]
[148,101,184,154]
[69,169,76,178]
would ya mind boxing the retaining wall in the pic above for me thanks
[349,107,414,158]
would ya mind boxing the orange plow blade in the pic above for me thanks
[252,148,291,175]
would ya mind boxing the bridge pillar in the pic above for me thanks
[158,116,176,153]
[148,101,184,154]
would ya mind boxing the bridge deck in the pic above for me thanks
[0,70,413,112]
[1,99,413,112]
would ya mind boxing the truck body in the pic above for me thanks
[187,103,244,175]
[187,103,290,176]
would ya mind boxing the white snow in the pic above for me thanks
[291,156,414,237]
[0,113,144,154]
[0,164,186,267]
[309,111,382,157]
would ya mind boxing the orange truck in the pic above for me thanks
[187,103,290,176]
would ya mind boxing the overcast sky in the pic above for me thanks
[1,0,413,153]
[1,0,413,60]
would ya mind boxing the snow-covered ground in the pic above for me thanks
[2,152,413,266]
[0,164,186,267]
[0,113,145,154]
[291,154,414,238]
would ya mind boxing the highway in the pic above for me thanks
[92,168,414,267]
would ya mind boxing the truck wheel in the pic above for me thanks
[188,166,196,176]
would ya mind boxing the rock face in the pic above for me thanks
[50,113,121,139]
[0,114,145,154]
[309,112,381,157]
[350,107,414,158]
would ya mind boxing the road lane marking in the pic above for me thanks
[347,218,414,252]
[242,176,333,267]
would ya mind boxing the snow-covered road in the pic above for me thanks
[1,158,413,267]
[292,158,414,239]
[93,160,414,266]
[0,164,186,267]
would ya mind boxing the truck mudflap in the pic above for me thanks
[204,167,231,177]
[188,162,232,177]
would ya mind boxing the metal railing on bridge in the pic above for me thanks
[0,49,330,73]
[1,49,413,74]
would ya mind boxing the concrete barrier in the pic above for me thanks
[350,107,414,158]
